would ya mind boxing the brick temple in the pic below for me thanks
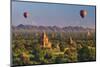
[41,32,52,49]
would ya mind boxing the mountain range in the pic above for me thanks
[12,24,95,33]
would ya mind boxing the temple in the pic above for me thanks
[40,32,52,49]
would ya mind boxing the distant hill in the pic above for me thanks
[12,24,95,33]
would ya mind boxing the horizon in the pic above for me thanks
[12,24,95,29]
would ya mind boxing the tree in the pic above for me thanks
[78,46,96,62]
[64,48,78,62]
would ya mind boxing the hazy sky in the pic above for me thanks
[12,1,96,28]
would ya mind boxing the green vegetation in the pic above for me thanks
[12,31,96,66]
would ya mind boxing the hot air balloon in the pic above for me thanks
[80,10,87,18]
[23,12,28,18]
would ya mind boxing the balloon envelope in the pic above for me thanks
[23,12,28,18]
[80,10,87,18]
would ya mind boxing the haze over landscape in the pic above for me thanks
[12,1,96,66]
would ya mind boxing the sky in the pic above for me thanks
[12,1,96,28]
